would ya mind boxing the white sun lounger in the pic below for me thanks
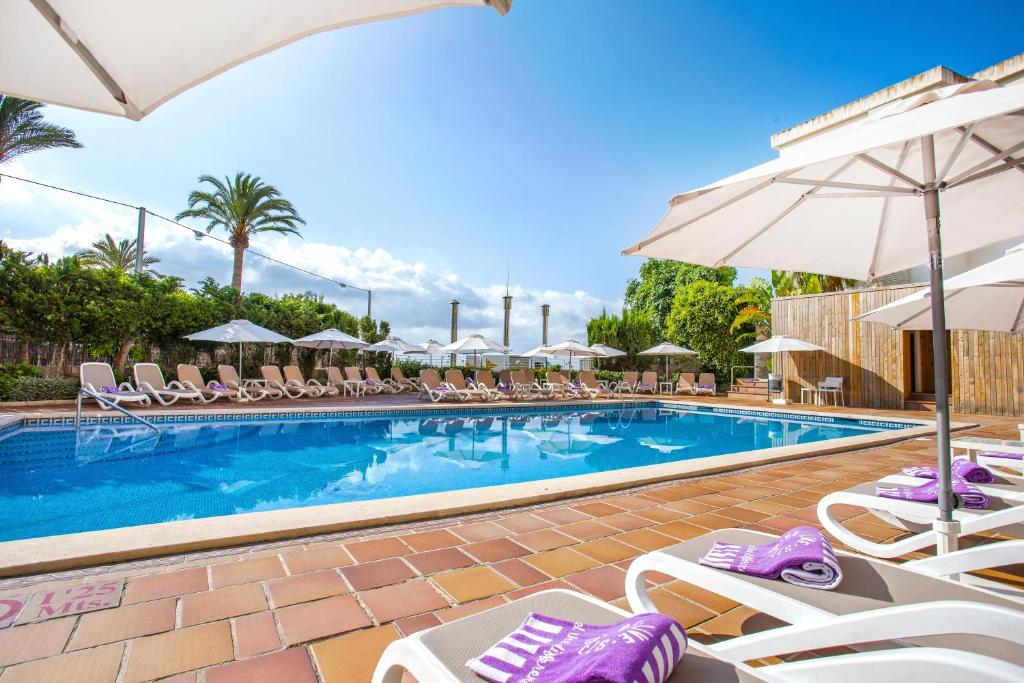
[391,367,419,392]
[175,364,240,403]
[326,366,363,397]
[133,362,203,406]
[283,365,336,397]
[217,365,272,400]
[445,369,490,401]
[79,362,151,408]
[371,588,1024,683]
[365,367,401,393]
[261,366,317,399]
[419,369,467,402]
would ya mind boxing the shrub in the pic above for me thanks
[0,363,43,401]
[6,376,80,402]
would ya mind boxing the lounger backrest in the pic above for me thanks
[177,364,205,388]
[134,363,167,390]
[283,366,305,384]
[419,369,441,389]
[344,367,363,382]
[678,372,695,388]
[80,362,116,389]
[579,371,597,389]
[623,371,638,386]
[445,369,468,389]
[262,365,286,385]
[391,368,405,382]
[218,365,241,385]
[475,371,495,389]
[365,367,383,382]
[641,371,658,387]
[546,371,564,386]
[499,369,512,385]
[698,372,716,387]
[327,367,345,384]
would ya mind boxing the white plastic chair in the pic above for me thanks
[817,376,845,405]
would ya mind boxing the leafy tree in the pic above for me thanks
[625,260,736,334]
[771,270,857,296]
[0,96,81,174]
[77,234,160,273]
[731,277,772,347]
[586,308,658,371]
[176,173,305,291]
[0,241,48,362]
[666,280,745,380]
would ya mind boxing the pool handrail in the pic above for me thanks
[75,387,160,435]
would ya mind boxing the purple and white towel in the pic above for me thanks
[209,382,229,392]
[901,458,995,484]
[698,526,842,590]
[100,385,118,394]
[466,612,686,683]
[979,450,1023,461]
[876,477,988,510]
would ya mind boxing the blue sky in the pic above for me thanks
[1,0,1021,352]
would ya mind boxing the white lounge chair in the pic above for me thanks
[473,370,511,401]
[326,366,363,396]
[445,369,490,401]
[635,370,658,394]
[365,367,401,394]
[79,362,151,409]
[283,365,336,397]
[372,587,1024,683]
[577,370,609,399]
[390,367,419,392]
[675,372,697,395]
[133,362,203,406]
[261,365,318,399]
[346,366,384,394]
[694,372,716,396]
[615,370,640,395]
[176,364,242,403]
[217,365,273,400]
[419,369,467,402]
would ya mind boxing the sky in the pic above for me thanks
[1,0,1021,353]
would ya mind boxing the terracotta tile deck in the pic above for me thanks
[0,396,1021,681]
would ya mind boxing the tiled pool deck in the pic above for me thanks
[0,395,1020,682]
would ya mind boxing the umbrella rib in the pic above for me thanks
[853,153,924,189]
[960,127,1024,176]
[1012,298,1024,333]
[867,141,912,279]
[774,178,917,193]
[892,288,966,328]
[943,138,1024,187]
[28,0,142,120]
[944,154,1024,190]
[936,123,978,184]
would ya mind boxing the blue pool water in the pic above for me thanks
[0,404,905,541]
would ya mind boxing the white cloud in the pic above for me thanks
[1,175,620,354]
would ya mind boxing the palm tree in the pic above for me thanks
[77,234,160,273]
[176,173,305,291]
[0,97,82,176]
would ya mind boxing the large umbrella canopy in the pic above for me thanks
[1,0,511,120]
[542,339,600,371]
[185,319,290,379]
[519,346,552,358]
[624,78,1024,551]
[366,336,425,355]
[439,334,510,366]
[639,342,696,384]
[856,243,1024,332]
[291,328,367,350]
[739,336,825,354]
[420,339,446,366]
[589,343,626,357]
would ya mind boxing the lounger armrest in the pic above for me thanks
[904,539,1024,577]
[709,601,1024,662]
[758,648,1024,683]
[118,381,136,391]
[166,380,191,391]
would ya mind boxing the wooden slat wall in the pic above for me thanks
[771,287,1024,416]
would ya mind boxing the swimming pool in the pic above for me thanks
[0,403,909,542]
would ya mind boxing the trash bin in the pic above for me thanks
[768,373,782,394]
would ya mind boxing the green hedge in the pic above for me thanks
[6,376,80,402]
[0,363,44,401]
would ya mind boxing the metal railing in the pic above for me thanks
[75,388,160,434]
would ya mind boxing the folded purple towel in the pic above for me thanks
[876,477,988,510]
[466,612,686,683]
[497,383,514,393]
[901,458,995,484]
[209,382,228,392]
[100,386,118,394]
[980,450,1023,460]
[698,526,842,589]
[696,384,714,391]
[365,379,376,386]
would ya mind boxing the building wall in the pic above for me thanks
[771,288,1024,416]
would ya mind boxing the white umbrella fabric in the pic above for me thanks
[624,78,1024,551]
[439,334,511,366]
[1,0,511,120]
[856,243,1024,331]
[520,346,552,359]
[590,342,626,370]
[420,339,446,367]
[638,342,696,384]
[739,336,825,403]
[185,319,291,380]
[291,328,368,367]
[542,339,600,371]
[366,336,426,363]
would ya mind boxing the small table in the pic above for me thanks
[800,386,819,404]
[658,381,674,395]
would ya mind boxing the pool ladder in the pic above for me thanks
[75,388,160,435]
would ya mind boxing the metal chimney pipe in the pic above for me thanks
[450,300,459,366]
[502,295,513,348]
[541,304,550,346]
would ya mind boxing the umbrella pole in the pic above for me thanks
[238,342,243,382]
[922,135,958,554]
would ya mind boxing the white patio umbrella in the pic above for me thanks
[638,342,696,384]
[542,339,600,371]
[590,342,626,370]
[291,328,368,367]
[1,0,511,120]
[420,339,446,367]
[856,243,1024,331]
[624,78,1024,551]
[439,334,511,366]
[366,336,426,363]
[740,336,825,403]
[185,319,290,380]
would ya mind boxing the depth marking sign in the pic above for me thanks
[2,579,125,626]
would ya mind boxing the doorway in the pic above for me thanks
[903,330,951,400]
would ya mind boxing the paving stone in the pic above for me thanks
[532,507,591,525]
[15,578,124,625]
[277,595,371,645]
[432,566,514,603]
[557,519,618,541]
[434,596,507,623]
[600,513,654,531]
[497,514,553,533]
[344,537,409,562]
[361,580,448,623]
[449,522,509,543]
[573,538,640,563]
[404,548,475,575]
[395,612,442,636]
[401,529,462,552]
[206,646,317,683]
[124,567,208,604]
[269,569,347,608]
[124,620,233,683]
[0,617,75,667]
[181,583,268,626]
[234,610,281,657]
[614,528,677,551]
[644,588,716,629]
[654,520,708,540]
[281,546,353,574]
[340,558,416,591]
[523,548,599,578]
[210,556,285,589]
[69,597,176,650]
[312,625,400,683]
[490,559,549,587]
[564,565,628,601]
[511,529,575,552]
[663,580,741,613]
[572,501,624,517]
[462,538,530,562]
[0,642,123,683]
